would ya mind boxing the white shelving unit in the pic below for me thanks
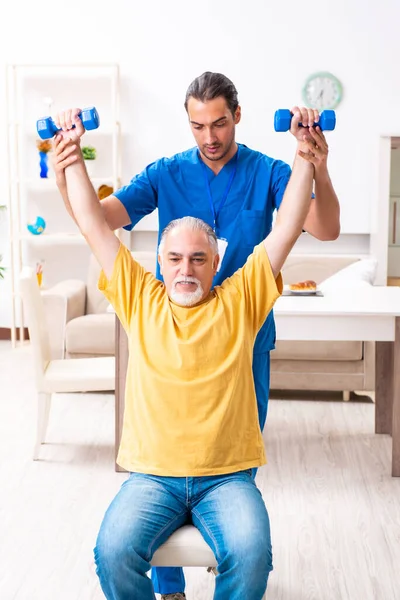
[6,63,121,346]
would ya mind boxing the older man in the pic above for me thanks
[54,112,315,599]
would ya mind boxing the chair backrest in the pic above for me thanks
[19,267,53,387]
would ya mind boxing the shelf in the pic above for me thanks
[18,233,86,245]
[16,177,115,190]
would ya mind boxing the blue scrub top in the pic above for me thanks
[114,143,291,353]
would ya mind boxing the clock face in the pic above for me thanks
[302,72,343,110]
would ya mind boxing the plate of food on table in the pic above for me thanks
[286,280,319,296]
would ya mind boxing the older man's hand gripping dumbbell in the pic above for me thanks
[275,107,335,170]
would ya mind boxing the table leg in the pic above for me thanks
[375,342,393,435]
[392,317,400,477]
[115,316,128,473]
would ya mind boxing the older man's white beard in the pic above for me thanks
[170,276,204,307]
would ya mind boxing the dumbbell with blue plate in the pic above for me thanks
[36,107,100,140]
[274,109,336,132]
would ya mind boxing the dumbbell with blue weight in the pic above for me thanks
[36,107,100,140]
[274,109,336,132]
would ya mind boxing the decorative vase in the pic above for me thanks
[39,151,48,178]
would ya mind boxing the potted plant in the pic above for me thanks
[82,145,97,177]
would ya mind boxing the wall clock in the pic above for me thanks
[302,72,343,110]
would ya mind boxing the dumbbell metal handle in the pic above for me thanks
[36,106,100,140]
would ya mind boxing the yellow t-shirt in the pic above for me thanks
[99,242,282,476]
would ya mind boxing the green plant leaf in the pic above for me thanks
[82,146,97,160]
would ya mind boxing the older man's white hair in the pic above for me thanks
[158,216,218,256]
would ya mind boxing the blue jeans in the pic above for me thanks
[94,470,272,599]
[152,351,271,594]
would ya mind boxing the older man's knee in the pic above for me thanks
[242,534,272,574]
[94,524,144,575]
[221,532,273,578]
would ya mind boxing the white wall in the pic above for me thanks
[1,0,400,323]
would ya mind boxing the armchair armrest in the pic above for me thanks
[44,279,86,322]
[42,280,86,359]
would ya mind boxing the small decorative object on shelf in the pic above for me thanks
[27,216,46,235]
[97,184,114,200]
[82,145,97,177]
[36,139,52,178]
[36,260,45,287]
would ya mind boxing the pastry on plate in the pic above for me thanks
[289,280,317,291]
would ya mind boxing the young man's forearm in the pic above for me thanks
[309,169,341,240]
[297,134,340,240]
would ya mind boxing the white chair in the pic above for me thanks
[151,525,267,599]
[152,525,216,567]
[19,266,115,460]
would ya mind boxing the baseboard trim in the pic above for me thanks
[0,328,29,341]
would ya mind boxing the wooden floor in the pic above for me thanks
[1,340,400,600]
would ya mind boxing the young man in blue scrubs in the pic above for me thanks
[54,71,340,600]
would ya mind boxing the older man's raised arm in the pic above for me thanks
[52,118,120,279]
[264,130,318,278]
